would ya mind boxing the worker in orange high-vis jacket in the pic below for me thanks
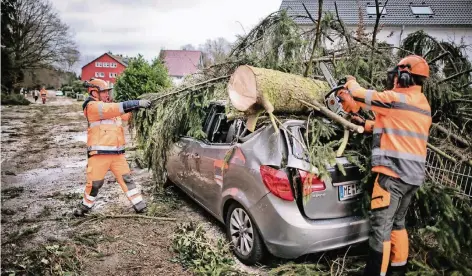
[336,55,432,276]
[40,86,47,104]
[73,78,152,217]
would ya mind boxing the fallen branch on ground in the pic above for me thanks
[84,214,177,221]
[432,123,471,147]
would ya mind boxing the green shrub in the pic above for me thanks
[62,86,73,92]
[71,80,86,93]
[114,54,172,101]
[1,93,30,105]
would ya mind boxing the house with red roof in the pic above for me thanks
[81,53,129,88]
[159,50,203,85]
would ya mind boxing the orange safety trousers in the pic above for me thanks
[364,174,418,276]
[82,154,145,211]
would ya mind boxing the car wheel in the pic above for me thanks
[225,203,265,265]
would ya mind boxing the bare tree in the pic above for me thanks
[180,44,196,51]
[198,37,232,66]
[1,0,79,91]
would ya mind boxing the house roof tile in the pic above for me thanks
[160,50,202,77]
[280,0,472,26]
[81,53,128,69]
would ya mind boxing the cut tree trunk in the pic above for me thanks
[228,65,329,115]
[227,65,364,133]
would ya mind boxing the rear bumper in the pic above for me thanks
[249,194,370,259]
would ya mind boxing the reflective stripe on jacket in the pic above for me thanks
[83,97,138,156]
[346,81,432,185]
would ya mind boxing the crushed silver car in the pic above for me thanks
[166,101,369,264]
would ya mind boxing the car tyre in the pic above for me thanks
[225,202,265,265]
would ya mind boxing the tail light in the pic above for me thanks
[299,170,326,196]
[260,165,294,201]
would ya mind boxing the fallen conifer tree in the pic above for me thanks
[126,9,472,275]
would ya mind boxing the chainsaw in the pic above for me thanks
[318,62,367,126]
[319,62,347,116]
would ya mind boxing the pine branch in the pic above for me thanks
[334,1,351,53]
[438,69,472,84]
[432,123,471,147]
[303,0,324,77]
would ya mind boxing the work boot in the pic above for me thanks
[133,201,147,214]
[363,248,384,276]
[387,265,407,276]
[73,204,91,217]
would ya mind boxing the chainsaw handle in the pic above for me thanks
[324,85,345,100]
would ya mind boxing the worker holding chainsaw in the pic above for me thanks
[73,78,152,217]
[337,55,431,276]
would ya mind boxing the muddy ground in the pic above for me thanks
[1,96,267,276]
[1,96,364,276]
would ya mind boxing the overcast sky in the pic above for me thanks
[50,0,282,71]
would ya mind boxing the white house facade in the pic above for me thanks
[280,0,472,60]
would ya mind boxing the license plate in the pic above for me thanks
[339,182,362,201]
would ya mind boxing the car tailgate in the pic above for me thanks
[283,122,363,220]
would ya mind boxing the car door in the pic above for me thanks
[191,140,232,216]
[166,137,196,196]
[190,105,233,216]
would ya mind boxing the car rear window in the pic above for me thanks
[289,122,348,160]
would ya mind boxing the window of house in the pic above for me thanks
[103,62,109,67]
[99,72,105,77]
[95,72,99,77]
[366,6,387,15]
[410,6,433,15]
[112,63,117,68]
[96,62,102,67]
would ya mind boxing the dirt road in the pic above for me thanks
[2,96,260,275]
[2,96,365,276]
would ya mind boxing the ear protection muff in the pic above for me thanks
[386,67,397,90]
[397,64,413,88]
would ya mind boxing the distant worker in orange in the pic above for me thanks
[337,55,432,276]
[73,78,152,217]
[40,86,47,104]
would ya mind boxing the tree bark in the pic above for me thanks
[228,65,329,114]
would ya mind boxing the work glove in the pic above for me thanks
[336,89,360,113]
[343,75,357,89]
[345,75,356,82]
[138,99,151,109]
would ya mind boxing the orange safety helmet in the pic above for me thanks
[84,78,112,93]
[386,55,430,89]
[397,55,430,77]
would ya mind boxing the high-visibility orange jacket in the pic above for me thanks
[40,89,47,98]
[345,80,432,185]
[82,97,139,157]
